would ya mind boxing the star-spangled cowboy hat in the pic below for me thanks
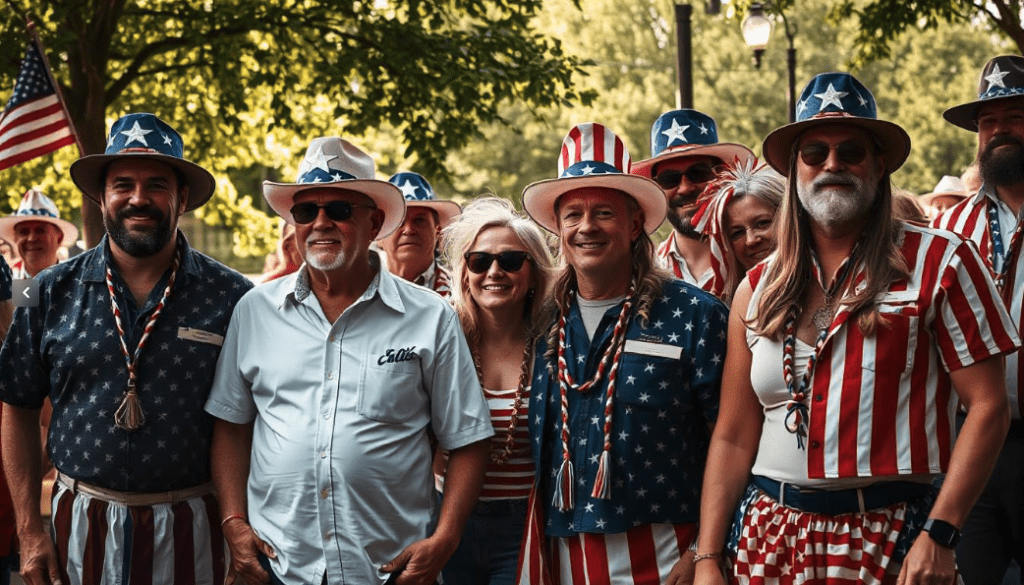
[0,189,78,247]
[521,122,666,234]
[70,113,216,212]
[944,55,1024,131]
[387,172,461,227]
[762,72,911,175]
[263,137,405,240]
[919,175,968,207]
[631,109,754,179]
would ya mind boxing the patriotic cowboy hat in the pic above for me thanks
[522,123,666,234]
[388,172,461,227]
[263,137,405,240]
[919,175,968,207]
[631,109,754,179]
[762,72,911,175]
[944,55,1024,131]
[70,113,216,212]
[0,189,78,247]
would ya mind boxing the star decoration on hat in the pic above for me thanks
[796,98,808,118]
[162,133,173,146]
[814,83,848,110]
[120,121,152,146]
[985,63,1010,89]
[398,179,420,198]
[698,123,709,135]
[661,119,690,145]
[854,89,869,107]
[299,145,338,175]
[331,172,346,182]
[579,164,596,175]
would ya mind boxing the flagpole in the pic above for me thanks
[26,20,84,158]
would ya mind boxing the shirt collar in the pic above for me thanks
[285,251,406,314]
[81,231,200,283]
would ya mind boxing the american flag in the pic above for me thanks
[0,40,76,171]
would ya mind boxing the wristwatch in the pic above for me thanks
[922,518,962,548]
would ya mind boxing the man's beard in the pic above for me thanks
[104,204,174,258]
[980,135,1024,187]
[797,170,878,229]
[667,195,702,239]
[305,232,348,271]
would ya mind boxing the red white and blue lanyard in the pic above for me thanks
[987,199,1024,294]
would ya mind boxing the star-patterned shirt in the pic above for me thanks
[0,255,10,301]
[0,234,252,492]
[530,278,728,536]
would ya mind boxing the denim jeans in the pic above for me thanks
[438,493,528,585]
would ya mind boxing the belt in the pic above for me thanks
[57,472,214,507]
[751,475,933,515]
[472,497,529,516]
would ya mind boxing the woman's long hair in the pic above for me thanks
[753,140,909,339]
[441,196,556,348]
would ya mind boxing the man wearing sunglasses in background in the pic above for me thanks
[934,54,1024,585]
[632,109,753,291]
[379,172,460,297]
[694,73,1016,585]
[205,137,492,585]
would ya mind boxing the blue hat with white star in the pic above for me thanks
[944,55,1024,131]
[632,109,753,179]
[387,172,461,227]
[70,113,216,211]
[761,72,911,175]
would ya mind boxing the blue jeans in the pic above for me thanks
[439,493,528,585]
[0,553,16,585]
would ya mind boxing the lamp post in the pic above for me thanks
[675,2,722,109]
[742,2,798,123]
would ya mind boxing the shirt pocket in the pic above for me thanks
[862,289,921,374]
[615,350,681,410]
[357,359,426,423]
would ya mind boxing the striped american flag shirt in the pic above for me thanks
[748,222,1019,479]
[933,187,1024,419]
[479,386,534,500]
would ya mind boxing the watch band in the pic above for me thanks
[922,518,962,548]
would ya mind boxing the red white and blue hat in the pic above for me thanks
[70,113,216,211]
[263,137,405,239]
[0,188,78,247]
[522,122,666,234]
[632,109,753,179]
[762,72,911,175]
[944,55,1024,131]
[387,172,461,227]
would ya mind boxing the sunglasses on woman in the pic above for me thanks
[653,163,716,190]
[464,251,532,274]
[798,140,869,167]
[289,201,376,224]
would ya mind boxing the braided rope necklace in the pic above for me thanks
[552,280,636,511]
[106,244,181,431]
[473,337,534,464]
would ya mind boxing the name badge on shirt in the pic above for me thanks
[177,327,224,346]
[623,339,682,360]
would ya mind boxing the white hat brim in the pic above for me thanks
[263,179,406,241]
[405,200,462,227]
[521,174,667,234]
[0,215,79,248]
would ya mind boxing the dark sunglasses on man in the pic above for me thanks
[289,201,376,224]
[798,140,869,167]
[653,163,717,190]
[464,251,532,274]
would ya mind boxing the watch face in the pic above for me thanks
[924,518,962,548]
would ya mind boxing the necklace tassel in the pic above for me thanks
[114,388,145,431]
[590,449,613,500]
[552,457,575,512]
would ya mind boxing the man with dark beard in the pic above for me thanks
[934,54,1024,585]
[695,72,1016,585]
[0,113,252,585]
[631,110,752,291]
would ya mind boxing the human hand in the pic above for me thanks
[381,536,456,585]
[896,534,957,585]
[692,555,728,585]
[17,528,62,585]
[665,550,696,585]
[222,517,275,585]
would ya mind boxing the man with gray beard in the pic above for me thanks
[934,54,1024,585]
[695,72,1015,585]
[0,113,252,585]
[206,137,491,585]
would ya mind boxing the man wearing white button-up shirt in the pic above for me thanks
[206,137,492,585]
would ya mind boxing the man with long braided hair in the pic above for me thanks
[516,123,728,585]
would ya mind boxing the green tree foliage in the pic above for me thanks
[0,0,593,256]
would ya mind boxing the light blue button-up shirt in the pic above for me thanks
[206,255,493,584]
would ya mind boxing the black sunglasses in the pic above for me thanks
[289,201,375,224]
[799,141,869,167]
[464,251,532,274]
[653,163,716,190]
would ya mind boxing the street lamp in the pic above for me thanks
[675,2,722,109]
[741,2,798,123]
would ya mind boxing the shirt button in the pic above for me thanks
[326,372,334,380]
[319,451,327,458]
[323,412,330,420]
[324,531,332,540]
[320,489,328,499]
[814,395,823,402]
[810,441,821,449]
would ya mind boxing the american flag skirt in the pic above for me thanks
[728,483,938,585]
[50,480,226,585]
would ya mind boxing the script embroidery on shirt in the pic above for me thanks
[177,327,224,346]
[377,346,419,365]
